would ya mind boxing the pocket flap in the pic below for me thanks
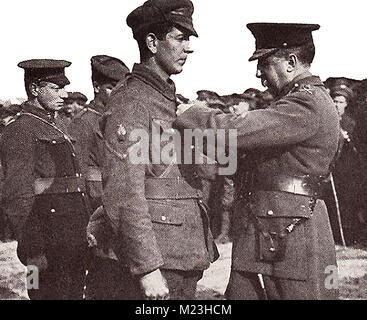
[148,200,184,225]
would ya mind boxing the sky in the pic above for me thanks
[0,0,366,102]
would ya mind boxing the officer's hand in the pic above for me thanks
[229,101,250,117]
[139,269,170,300]
[27,253,48,273]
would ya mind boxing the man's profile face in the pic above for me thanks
[333,95,348,117]
[256,55,288,95]
[37,82,68,112]
[155,26,193,77]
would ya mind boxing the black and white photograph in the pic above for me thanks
[1,0,367,306]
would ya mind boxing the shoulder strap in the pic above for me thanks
[20,112,75,151]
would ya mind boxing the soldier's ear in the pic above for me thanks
[287,54,297,72]
[30,82,39,97]
[146,33,158,54]
[93,81,100,94]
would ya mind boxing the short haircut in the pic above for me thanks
[24,78,43,98]
[273,41,316,66]
[134,22,175,61]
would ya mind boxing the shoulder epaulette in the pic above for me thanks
[4,112,22,126]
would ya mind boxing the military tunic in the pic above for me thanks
[102,64,218,292]
[72,100,106,212]
[175,72,340,299]
[0,101,89,299]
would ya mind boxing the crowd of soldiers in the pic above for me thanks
[0,0,366,301]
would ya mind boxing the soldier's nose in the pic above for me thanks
[60,89,68,98]
[183,40,194,54]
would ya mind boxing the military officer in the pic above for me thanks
[100,0,218,300]
[0,59,90,300]
[176,23,340,300]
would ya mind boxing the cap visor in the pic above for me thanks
[175,21,198,37]
[248,48,279,61]
[43,75,70,87]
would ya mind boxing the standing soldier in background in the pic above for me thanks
[75,55,129,212]
[99,0,218,300]
[0,59,90,299]
[323,79,367,245]
[62,92,88,119]
[74,56,130,300]
[176,23,340,300]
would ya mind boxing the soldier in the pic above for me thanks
[66,56,129,300]
[100,0,218,300]
[0,59,90,300]
[62,92,88,118]
[325,81,367,245]
[74,55,129,212]
[176,23,340,299]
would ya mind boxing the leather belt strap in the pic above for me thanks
[86,167,102,182]
[145,177,202,200]
[252,173,328,198]
[34,176,86,195]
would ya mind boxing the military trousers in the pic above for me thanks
[28,247,87,300]
[225,270,339,300]
[86,260,203,300]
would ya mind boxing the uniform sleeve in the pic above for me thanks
[175,91,321,150]
[102,92,164,275]
[1,122,45,259]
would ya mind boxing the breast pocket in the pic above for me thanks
[36,136,77,177]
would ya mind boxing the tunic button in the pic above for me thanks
[267,210,274,216]
[161,216,167,221]
[52,140,57,144]
[50,208,56,213]
[198,199,203,204]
